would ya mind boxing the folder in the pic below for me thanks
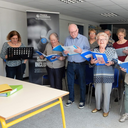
[0,85,23,97]
[53,45,79,56]
[36,51,60,62]
[81,51,108,65]
[119,62,128,73]
[0,84,13,94]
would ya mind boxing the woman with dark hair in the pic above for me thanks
[0,30,27,80]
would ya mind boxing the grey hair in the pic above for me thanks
[104,29,112,35]
[96,32,109,41]
[49,33,59,40]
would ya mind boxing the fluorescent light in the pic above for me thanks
[59,0,85,4]
[100,13,118,17]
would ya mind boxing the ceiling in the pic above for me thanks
[1,0,128,23]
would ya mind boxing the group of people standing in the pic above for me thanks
[1,24,128,122]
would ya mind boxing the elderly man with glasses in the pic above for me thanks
[64,24,90,109]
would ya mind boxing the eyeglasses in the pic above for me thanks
[97,39,107,42]
[69,29,77,34]
[90,33,96,35]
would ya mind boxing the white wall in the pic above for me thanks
[0,1,99,77]
[59,15,99,44]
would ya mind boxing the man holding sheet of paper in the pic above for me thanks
[64,24,90,109]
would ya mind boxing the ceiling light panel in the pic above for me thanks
[59,0,85,4]
[100,13,118,17]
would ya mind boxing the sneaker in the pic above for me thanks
[65,100,74,107]
[119,114,128,122]
[79,102,85,109]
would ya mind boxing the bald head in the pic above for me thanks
[68,24,78,39]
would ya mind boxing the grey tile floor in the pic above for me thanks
[1,83,128,128]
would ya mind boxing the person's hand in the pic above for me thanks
[105,61,114,66]
[120,67,126,72]
[74,46,82,53]
[24,59,27,64]
[123,49,128,55]
[39,55,44,59]
[58,56,65,61]
[5,55,8,59]
[64,50,69,55]
[90,56,98,64]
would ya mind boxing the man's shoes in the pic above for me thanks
[119,114,128,122]
[79,102,85,109]
[114,97,120,102]
[103,112,109,117]
[65,100,74,107]
[91,108,101,113]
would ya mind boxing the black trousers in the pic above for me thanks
[6,64,26,80]
[46,66,65,90]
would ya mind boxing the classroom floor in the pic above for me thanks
[1,82,128,128]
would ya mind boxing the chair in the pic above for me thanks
[85,64,94,104]
[111,68,120,104]
[120,90,125,114]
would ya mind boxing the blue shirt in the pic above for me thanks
[64,34,90,62]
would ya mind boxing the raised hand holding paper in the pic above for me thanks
[118,60,128,73]
[62,45,79,55]
[81,51,92,61]
[53,45,79,55]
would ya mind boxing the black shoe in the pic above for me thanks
[79,102,85,109]
[114,97,120,102]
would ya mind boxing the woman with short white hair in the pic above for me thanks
[90,32,118,117]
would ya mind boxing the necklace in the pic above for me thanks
[11,42,18,46]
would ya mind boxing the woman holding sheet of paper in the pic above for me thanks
[113,28,128,102]
[39,33,65,90]
[90,32,118,117]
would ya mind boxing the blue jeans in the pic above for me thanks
[46,66,65,90]
[6,64,26,80]
[67,61,86,103]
